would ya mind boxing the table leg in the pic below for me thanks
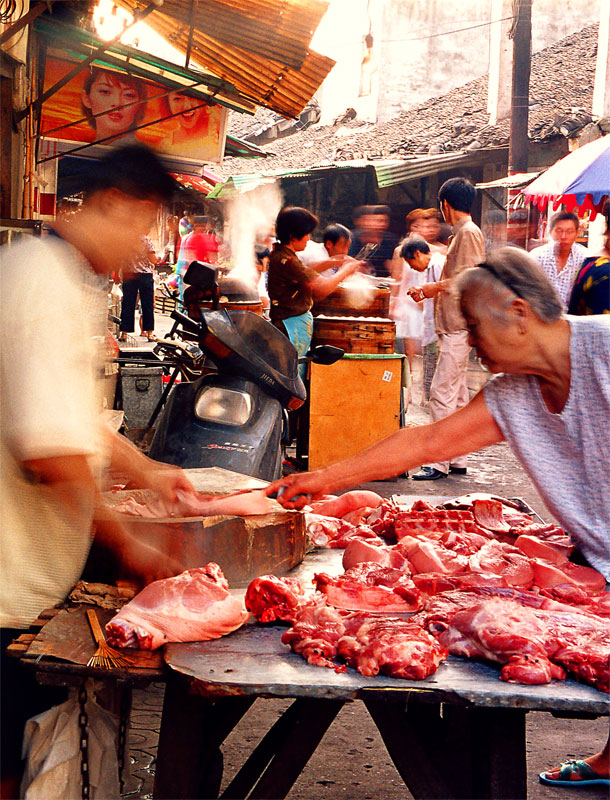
[222,697,344,800]
[365,698,527,800]
[153,675,254,799]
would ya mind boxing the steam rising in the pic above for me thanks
[340,272,377,309]
[225,183,283,287]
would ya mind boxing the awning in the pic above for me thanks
[476,172,542,190]
[171,173,218,194]
[211,149,511,197]
[115,0,336,118]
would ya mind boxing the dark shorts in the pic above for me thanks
[1,628,67,779]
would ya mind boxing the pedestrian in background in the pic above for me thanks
[530,210,587,308]
[349,205,397,278]
[119,233,158,341]
[407,177,485,480]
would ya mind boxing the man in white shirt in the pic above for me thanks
[530,210,588,308]
[0,145,196,793]
[299,223,352,270]
[401,236,445,348]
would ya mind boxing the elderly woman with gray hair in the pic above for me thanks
[270,246,610,787]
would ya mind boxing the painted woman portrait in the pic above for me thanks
[81,67,147,143]
[159,91,221,157]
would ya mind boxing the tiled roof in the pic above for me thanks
[218,25,597,178]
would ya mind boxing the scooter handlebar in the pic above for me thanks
[170,309,202,335]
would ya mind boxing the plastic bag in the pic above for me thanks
[21,682,120,800]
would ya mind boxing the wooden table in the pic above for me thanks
[154,551,609,800]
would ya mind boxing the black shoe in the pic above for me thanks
[411,467,448,481]
[449,466,467,475]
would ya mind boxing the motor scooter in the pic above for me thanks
[148,261,343,481]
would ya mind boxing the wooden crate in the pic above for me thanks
[312,315,395,354]
[313,286,390,318]
[308,356,404,470]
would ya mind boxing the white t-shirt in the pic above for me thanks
[0,234,107,628]
[422,253,445,347]
[483,316,610,579]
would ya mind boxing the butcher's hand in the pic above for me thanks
[266,470,330,509]
[138,460,197,505]
[122,536,184,588]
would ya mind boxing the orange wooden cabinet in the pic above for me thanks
[308,354,406,471]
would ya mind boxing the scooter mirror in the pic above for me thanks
[308,345,344,365]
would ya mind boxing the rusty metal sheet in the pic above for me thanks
[24,606,164,671]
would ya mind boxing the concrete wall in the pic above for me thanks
[312,0,601,125]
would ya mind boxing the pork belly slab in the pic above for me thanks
[106,564,248,650]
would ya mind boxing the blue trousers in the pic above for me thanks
[120,272,155,332]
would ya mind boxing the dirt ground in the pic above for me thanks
[122,342,608,800]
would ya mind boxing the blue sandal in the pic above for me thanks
[539,760,610,788]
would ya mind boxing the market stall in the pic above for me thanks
[9,488,609,800]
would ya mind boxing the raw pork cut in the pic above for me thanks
[530,558,606,596]
[468,540,534,588]
[314,563,421,613]
[342,540,408,572]
[106,564,248,649]
[397,536,469,575]
[429,597,610,691]
[472,499,511,532]
[245,575,323,623]
[309,491,383,518]
[113,489,273,519]
[282,605,447,679]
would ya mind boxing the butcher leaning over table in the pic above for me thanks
[269,246,610,789]
[0,145,196,798]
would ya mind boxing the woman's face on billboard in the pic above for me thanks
[82,72,141,139]
[167,92,204,130]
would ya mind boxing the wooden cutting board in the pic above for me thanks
[23,606,164,670]
[99,468,308,587]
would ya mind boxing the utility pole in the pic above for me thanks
[508,0,532,173]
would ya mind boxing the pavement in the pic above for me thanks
[121,310,608,800]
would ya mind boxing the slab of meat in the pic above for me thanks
[439,493,524,512]
[430,597,610,690]
[282,605,447,679]
[468,540,534,588]
[112,488,273,519]
[393,508,491,542]
[106,564,248,650]
[314,563,422,613]
[341,506,378,526]
[472,499,511,532]
[366,499,401,538]
[336,617,448,679]
[531,558,607,596]
[397,536,469,575]
[244,575,320,623]
[412,571,509,598]
[342,540,408,572]
[514,534,572,564]
[309,490,383,519]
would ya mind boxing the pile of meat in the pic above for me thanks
[106,563,248,650]
[246,491,609,692]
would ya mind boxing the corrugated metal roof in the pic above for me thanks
[115,0,335,118]
[136,0,329,70]
[477,172,541,190]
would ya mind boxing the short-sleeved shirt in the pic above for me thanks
[567,255,610,316]
[267,243,318,323]
[530,241,588,309]
[483,315,610,579]
[129,235,156,275]
[180,230,219,265]
[434,217,485,335]
[0,234,107,628]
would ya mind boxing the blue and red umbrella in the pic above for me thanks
[522,135,610,218]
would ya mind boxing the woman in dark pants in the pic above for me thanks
[119,235,158,340]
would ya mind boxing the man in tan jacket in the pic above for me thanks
[408,177,485,480]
